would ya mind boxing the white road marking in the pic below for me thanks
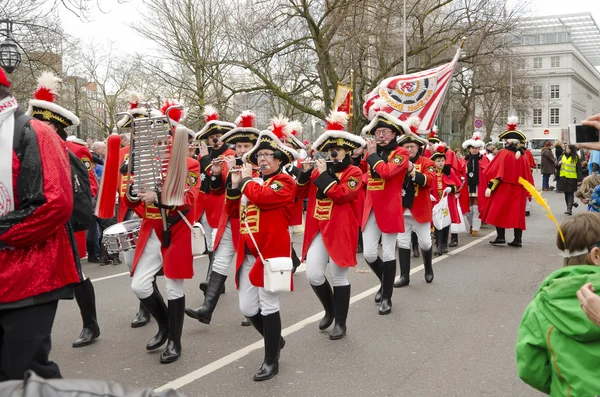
[154,230,496,392]
[89,255,208,283]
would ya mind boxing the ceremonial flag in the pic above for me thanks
[333,82,352,115]
[363,45,462,134]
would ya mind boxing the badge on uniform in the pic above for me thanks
[348,176,358,190]
[187,171,199,187]
[392,154,404,165]
[468,172,474,177]
[82,158,92,170]
[270,180,284,192]
[428,166,434,173]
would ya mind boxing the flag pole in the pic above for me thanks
[350,69,354,134]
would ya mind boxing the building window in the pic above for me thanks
[550,108,560,125]
[533,109,542,125]
[534,57,543,69]
[550,85,560,99]
[533,85,543,99]
[551,56,560,68]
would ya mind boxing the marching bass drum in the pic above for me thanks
[102,219,142,254]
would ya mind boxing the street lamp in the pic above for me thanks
[0,20,21,74]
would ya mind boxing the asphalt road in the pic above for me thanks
[49,171,569,396]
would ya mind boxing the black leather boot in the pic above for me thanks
[330,285,351,340]
[449,233,458,248]
[565,194,573,215]
[411,232,420,258]
[291,245,301,274]
[72,278,100,348]
[247,313,285,349]
[253,312,282,381]
[442,226,450,253]
[160,296,185,364]
[199,251,213,293]
[185,272,227,324]
[508,229,523,247]
[131,301,151,328]
[490,227,506,245]
[140,289,169,351]
[367,257,383,303]
[379,260,396,315]
[434,228,443,256]
[394,248,411,288]
[310,280,335,330]
[423,247,434,283]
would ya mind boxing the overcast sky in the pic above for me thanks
[58,0,600,58]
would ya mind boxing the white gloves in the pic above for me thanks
[443,187,452,194]
[430,194,437,202]
[485,188,492,198]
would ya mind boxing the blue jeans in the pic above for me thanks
[542,174,551,189]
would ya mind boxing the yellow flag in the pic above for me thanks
[519,177,565,243]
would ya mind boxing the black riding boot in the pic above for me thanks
[411,232,420,258]
[423,247,434,283]
[379,260,396,315]
[131,277,159,328]
[367,257,384,303]
[509,229,523,248]
[565,194,573,215]
[291,245,301,274]
[434,228,443,256]
[140,289,169,351]
[247,312,285,349]
[490,227,506,245]
[442,226,450,253]
[185,272,227,324]
[160,296,185,364]
[310,280,335,330]
[200,251,214,293]
[357,231,363,253]
[330,285,351,340]
[72,278,100,348]
[394,248,411,288]
[449,233,458,248]
[253,312,282,381]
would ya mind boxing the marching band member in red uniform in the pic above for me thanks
[460,132,489,237]
[357,99,411,315]
[26,72,101,349]
[279,118,307,270]
[126,124,200,364]
[0,69,80,380]
[195,106,236,292]
[185,111,260,324]
[394,118,436,287]
[296,112,365,340]
[481,117,534,247]
[226,127,299,381]
[431,146,463,256]
[116,97,165,329]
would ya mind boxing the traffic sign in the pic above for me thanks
[474,119,484,129]
[543,129,550,135]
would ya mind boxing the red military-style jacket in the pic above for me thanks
[125,157,200,279]
[66,140,99,259]
[117,146,144,222]
[358,145,410,233]
[405,155,436,224]
[226,171,296,289]
[283,159,305,226]
[432,166,463,224]
[297,162,363,268]
[195,146,235,227]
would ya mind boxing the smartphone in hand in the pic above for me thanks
[570,124,600,143]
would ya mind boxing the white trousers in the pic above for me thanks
[212,221,236,276]
[306,232,349,287]
[200,213,215,252]
[238,254,280,317]
[130,230,184,300]
[469,205,481,232]
[397,209,432,250]
[363,211,397,263]
[122,249,135,272]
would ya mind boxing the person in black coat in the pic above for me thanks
[554,141,564,192]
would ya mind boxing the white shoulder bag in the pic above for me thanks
[178,210,206,257]
[244,220,293,293]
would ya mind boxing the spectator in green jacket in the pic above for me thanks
[516,212,600,396]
